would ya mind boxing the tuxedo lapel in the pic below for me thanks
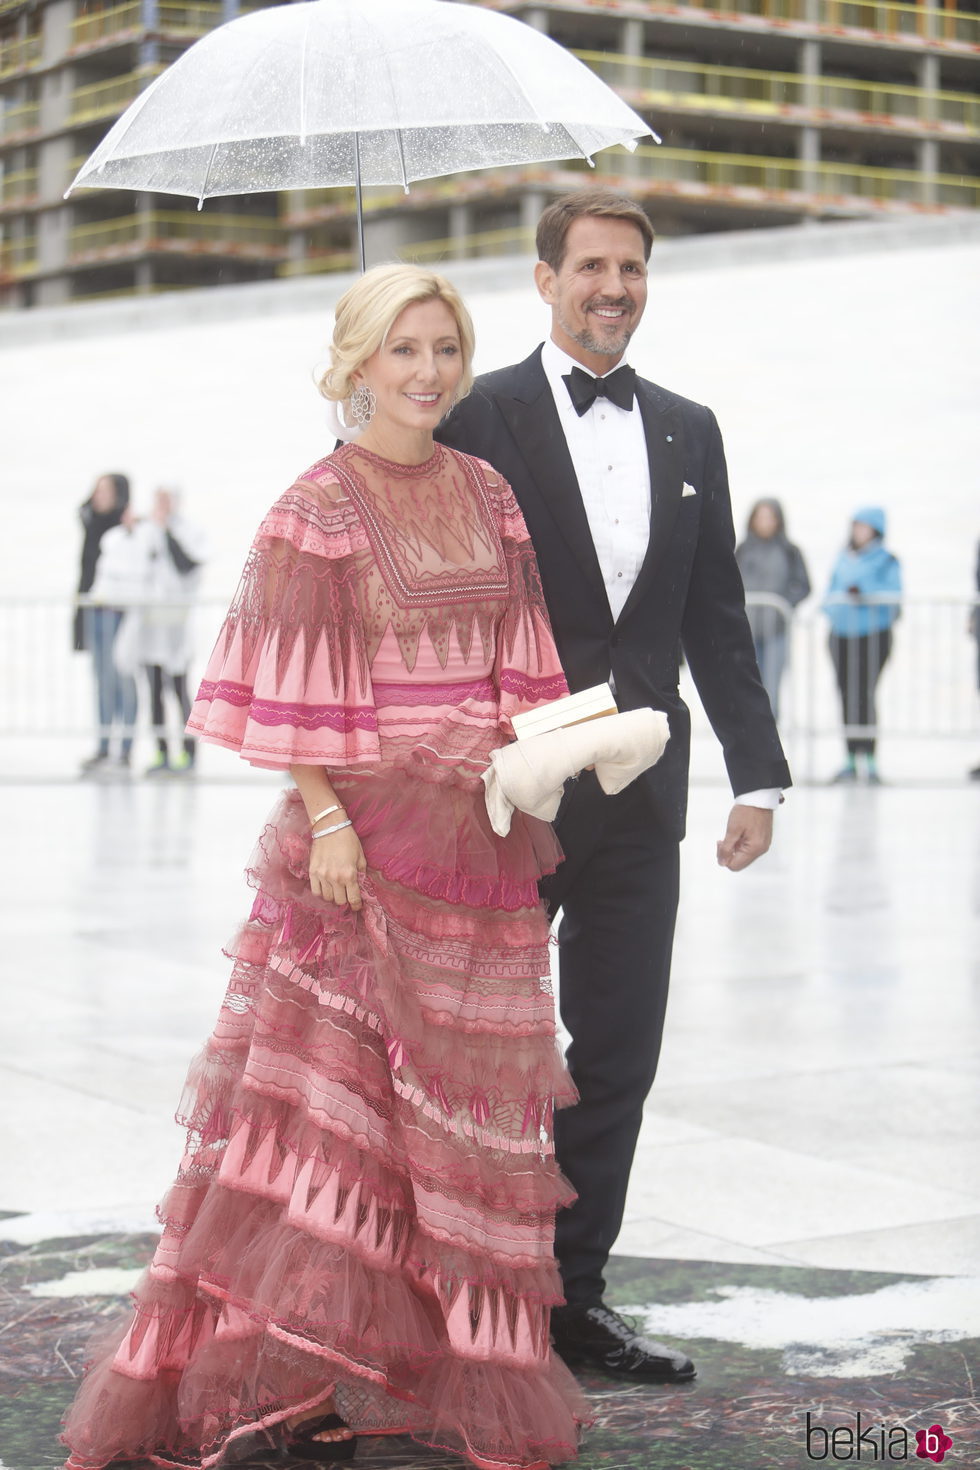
[495,351,608,604]
[618,381,686,626]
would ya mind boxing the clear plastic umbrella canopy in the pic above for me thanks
[67,0,655,264]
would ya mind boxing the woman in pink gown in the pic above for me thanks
[61,266,588,1470]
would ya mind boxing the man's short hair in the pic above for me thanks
[536,188,655,272]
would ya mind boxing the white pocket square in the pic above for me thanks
[682,482,697,497]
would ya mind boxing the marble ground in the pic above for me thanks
[1,776,978,1468]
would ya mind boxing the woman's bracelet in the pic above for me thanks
[311,818,353,839]
[310,803,344,826]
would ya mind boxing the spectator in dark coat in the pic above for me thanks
[735,499,810,720]
[74,472,137,774]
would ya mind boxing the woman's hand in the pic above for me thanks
[308,826,367,909]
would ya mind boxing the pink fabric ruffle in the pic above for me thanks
[62,777,587,1470]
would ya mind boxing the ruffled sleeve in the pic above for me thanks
[187,472,381,770]
[474,459,569,734]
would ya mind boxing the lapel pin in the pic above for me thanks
[666,434,673,442]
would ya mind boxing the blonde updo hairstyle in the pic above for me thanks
[318,264,476,423]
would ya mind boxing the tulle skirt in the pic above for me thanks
[61,770,588,1470]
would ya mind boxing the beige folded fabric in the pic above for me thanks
[483,708,670,836]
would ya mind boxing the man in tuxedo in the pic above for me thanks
[440,188,790,1383]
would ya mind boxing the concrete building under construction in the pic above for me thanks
[1,0,978,307]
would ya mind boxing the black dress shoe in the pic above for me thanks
[551,1304,696,1382]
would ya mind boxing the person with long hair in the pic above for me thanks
[75,472,138,774]
[61,266,587,1470]
[735,498,810,720]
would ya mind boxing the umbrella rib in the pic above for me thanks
[198,141,219,208]
[298,7,311,146]
[396,129,408,194]
[366,15,410,192]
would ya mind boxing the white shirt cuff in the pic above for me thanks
[733,788,783,810]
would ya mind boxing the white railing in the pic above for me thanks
[684,593,979,783]
[0,595,977,782]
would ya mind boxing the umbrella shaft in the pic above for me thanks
[354,133,366,273]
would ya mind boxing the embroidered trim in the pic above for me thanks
[498,671,568,702]
[196,680,379,734]
[331,446,510,611]
[372,678,496,708]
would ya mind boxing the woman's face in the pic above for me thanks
[91,476,118,513]
[750,505,779,539]
[851,520,877,548]
[355,298,464,435]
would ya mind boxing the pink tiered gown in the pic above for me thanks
[61,444,588,1470]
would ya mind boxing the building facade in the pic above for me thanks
[2,0,978,307]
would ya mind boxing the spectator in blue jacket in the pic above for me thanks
[823,506,902,784]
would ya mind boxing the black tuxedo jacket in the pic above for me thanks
[440,346,791,841]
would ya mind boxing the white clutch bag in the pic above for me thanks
[510,682,618,740]
[483,706,670,837]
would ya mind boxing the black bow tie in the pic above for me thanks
[563,364,636,416]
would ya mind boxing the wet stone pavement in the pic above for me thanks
[1,778,978,1469]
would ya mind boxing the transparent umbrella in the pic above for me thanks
[66,0,657,269]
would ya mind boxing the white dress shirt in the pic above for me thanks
[541,338,650,623]
[541,337,780,813]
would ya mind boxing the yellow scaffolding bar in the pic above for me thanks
[279,248,356,277]
[402,224,537,261]
[0,34,43,78]
[70,1,222,49]
[0,168,39,205]
[0,101,41,141]
[0,236,38,275]
[578,51,980,134]
[70,3,143,49]
[156,1,224,32]
[69,210,287,256]
[484,0,980,48]
[600,143,980,206]
[68,67,164,125]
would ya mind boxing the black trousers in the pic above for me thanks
[540,775,680,1308]
[829,629,892,757]
[147,666,195,758]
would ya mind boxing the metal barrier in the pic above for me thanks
[683,592,979,782]
[0,598,228,751]
[0,595,976,780]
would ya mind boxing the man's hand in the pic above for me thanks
[716,804,774,872]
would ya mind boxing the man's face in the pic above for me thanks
[534,215,648,374]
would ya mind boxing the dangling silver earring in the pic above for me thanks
[348,382,376,428]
